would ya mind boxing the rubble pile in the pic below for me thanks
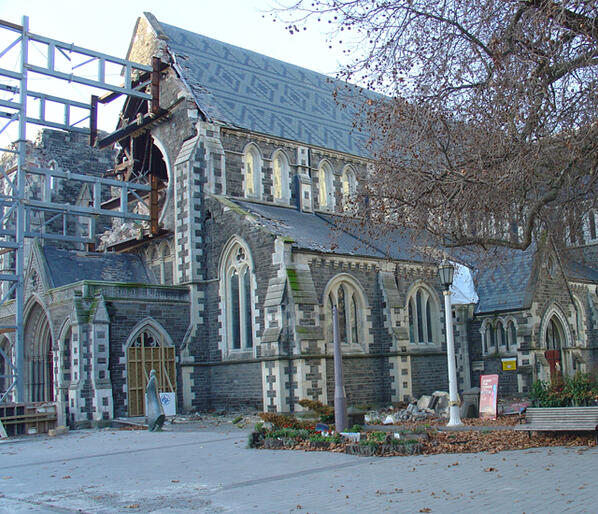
[365,391,451,425]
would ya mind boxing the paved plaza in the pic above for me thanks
[0,424,595,513]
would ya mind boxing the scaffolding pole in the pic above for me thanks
[0,16,158,403]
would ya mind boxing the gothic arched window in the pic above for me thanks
[244,145,262,198]
[318,161,334,211]
[407,287,439,344]
[341,166,357,211]
[506,320,517,352]
[147,242,174,285]
[496,321,506,349]
[482,322,494,354]
[222,242,254,351]
[131,329,161,348]
[325,277,365,349]
[272,150,290,203]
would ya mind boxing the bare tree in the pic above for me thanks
[277,1,598,254]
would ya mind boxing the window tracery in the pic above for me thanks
[222,242,254,352]
[407,286,439,344]
[325,277,366,350]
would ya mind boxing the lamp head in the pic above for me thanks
[438,259,454,291]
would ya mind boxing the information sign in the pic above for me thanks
[479,374,499,419]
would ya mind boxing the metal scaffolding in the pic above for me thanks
[0,16,158,403]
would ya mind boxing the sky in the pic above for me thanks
[0,0,343,146]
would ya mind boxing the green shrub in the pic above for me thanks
[265,428,299,439]
[296,429,311,440]
[530,373,598,407]
[309,432,341,443]
[359,439,379,448]
[563,372,598,406]
[348,424,362,433]
[367,431,387,443]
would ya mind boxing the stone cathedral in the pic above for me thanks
[0,12,596,427]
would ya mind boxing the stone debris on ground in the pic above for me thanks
[366,391,451,425]
[169,411,262,428]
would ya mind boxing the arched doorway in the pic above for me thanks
[24,302,54,402]
[126,324,175,417]
[544,316,565,380]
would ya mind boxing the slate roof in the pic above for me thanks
[564,259,598,283]
[474,248,536,314]
[42,246,151,288]
[232,200,428,262]
[153,16,377,158]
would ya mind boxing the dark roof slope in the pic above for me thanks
[317,213,430,262]
[154,16,376,158]
[474,248,535,314]
[564,259,598,283]
[235,200,382,257]
[42,246,151,288]
[232,200,428,262]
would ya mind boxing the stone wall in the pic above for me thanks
[410,354,448,398]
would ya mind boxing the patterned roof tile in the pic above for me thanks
[156,19,376,157]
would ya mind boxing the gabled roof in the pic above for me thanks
[148,13,376,158]
[42,246,151,288]
[474,248,536,314]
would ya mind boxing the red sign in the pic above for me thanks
[479,374,499,419]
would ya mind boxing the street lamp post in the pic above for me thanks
[438,259,462,426]
[332,304,347,433]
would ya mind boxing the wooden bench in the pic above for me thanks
[514,406,598,442]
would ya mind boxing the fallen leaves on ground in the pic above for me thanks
[422,430,595,455]
[460,415,521,427]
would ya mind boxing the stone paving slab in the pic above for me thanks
[0,427,595,513]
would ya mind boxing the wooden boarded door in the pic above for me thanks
[127,330,175,417]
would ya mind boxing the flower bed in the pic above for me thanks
[249,418,596,456]
[250,425,428,456]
